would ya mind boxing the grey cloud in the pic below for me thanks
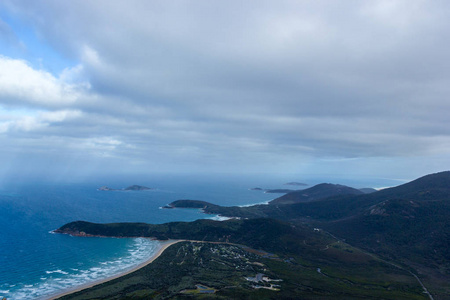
[0,0,449,178]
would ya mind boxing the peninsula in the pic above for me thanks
[55,171,450,299]
[54,219,428,299]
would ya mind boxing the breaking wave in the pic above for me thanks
[4,238,161,300]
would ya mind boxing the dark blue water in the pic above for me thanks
[0,174,401,299]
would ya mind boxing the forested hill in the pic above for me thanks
[269,183,363,205]
[320,171,450,287]
[55,218,333,256]
[56,218,431,300]
[168,171,450,222]
[56,171,450,298]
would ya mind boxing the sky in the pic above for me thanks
[0,0,449,183]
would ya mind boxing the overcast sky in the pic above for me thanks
[0,0,449,182]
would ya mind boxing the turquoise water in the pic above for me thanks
[0,174,401,299]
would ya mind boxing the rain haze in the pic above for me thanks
[0,0,449,183]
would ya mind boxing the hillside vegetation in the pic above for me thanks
[56,171,450,299]
[58,221,426,299]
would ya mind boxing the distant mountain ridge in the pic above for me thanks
[269,183,364,205]
[168,172,450,222]
[321,171,450,285]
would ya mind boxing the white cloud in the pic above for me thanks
[0,56,87,107]
[0,109,82,133]
[39,109,82,122]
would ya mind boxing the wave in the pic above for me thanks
[6,238,161,300]
[46,269,69,275]
[209,215,231,221]
[238,200,270,207]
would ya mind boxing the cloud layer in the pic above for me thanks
[0,0,449,179]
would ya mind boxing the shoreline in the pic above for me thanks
[47,239,183,300]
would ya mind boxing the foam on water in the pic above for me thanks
[238,200,271,207]
[209,215,231,221]
[3,238,161,300]
[46,270,69,275]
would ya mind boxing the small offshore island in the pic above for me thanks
[284,182,308,186]
[98,185,152,191]
[54,171,450,299]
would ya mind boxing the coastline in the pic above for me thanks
[47,239,183,300]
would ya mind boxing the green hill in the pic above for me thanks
[56,171,450,298]
[56,218,330,255]
[56,219,427,300]
[269,183,363,205]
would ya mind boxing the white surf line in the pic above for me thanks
[47,240,183,300]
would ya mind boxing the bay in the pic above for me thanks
[0,174,400,299]
[0,174,277,299]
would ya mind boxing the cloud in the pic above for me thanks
[0,0,449,179]
[0,56,88,107]
[0,108,82,133]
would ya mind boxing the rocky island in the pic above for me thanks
[124,185,152,191]
[250,187,264,191]
[250,188,298,193]
[284,182,308,186]
[97,185,152,191]
[97,186,114,191]
[264,189,297,193]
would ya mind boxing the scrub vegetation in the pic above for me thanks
[57,171,450,299]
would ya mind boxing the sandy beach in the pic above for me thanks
[47,239,183,300]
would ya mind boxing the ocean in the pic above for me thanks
[0,174,401,299]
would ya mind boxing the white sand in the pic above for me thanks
[47,239,183,300]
